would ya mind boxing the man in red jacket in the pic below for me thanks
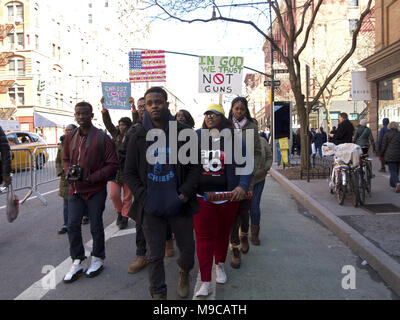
[63,101,119,283]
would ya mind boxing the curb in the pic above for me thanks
[270,168,400,297]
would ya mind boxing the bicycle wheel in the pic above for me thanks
[336,171,345,205]
[358,168,366,205]
[350,169,359,207]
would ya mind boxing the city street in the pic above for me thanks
[0,176,397,300]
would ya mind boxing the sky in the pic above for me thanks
[136,4,267,125]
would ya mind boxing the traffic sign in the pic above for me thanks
[264,80,281,87]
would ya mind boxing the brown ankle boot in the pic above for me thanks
[127,257,148,274]
[250,225,260,245]
[240,232,249,253]
[230,246,241,269]
[165,239,175,257]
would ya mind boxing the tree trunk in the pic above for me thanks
[295,96,310,171]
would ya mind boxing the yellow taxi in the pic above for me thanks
[6,131,49,171]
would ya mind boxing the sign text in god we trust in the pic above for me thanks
[199,56,243,95]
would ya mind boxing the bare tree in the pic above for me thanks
[141,0,373,169]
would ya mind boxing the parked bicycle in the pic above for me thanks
[329,159,360,207]
[324,142,363,207]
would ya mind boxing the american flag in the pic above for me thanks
[129,50,166,83]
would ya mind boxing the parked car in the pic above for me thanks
[6,131,49,171]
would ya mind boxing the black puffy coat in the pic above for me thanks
[381,129,400,163]
[0,126,12,184]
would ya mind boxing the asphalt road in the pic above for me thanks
[0,176,398,300]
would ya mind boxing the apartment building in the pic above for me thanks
[360,0,400,141]
[0,0,148,144]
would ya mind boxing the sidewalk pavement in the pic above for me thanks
[270,155,400,296]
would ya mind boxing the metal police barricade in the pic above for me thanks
[26,145,59,205]
[1,148,35,202]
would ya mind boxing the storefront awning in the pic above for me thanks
[34,112,76,128]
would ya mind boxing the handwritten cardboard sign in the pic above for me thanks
[199,56,244,95]
[101,82,131,110]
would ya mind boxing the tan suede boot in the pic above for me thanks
[250,225,260,245]
[165,239,175,257]
[177,268,190,298]
[127,257,148,274]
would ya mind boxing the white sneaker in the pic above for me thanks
[86,256,104,278]
[195,281,212,297]
[63,259,85,283]
[216,263,227,284]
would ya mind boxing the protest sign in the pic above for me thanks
[101,82,131,110]
[199,56,244,95]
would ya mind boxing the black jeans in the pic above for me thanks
[67,189,107,261]
[136,221,173,258]
[142,212,195,296]
[230,199,251,246]
[136,223,147,257]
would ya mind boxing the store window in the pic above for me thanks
[378,74,400,128]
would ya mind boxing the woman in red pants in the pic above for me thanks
[194,104,252,297]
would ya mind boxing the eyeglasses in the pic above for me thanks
[205,113,220,119]
[137,104,145,110]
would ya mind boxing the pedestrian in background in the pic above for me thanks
[194,104,251,297]
[124,87,200,300]
[0,126,12,188]
[380,121,400,193]
[101,97,133,230]
[63,101,119,283]
[312,128,327,158]
[378,118,390,172]
[331,113,354,145]
[120,97,150,274]
[175,109,195,128]
[353,119,376,155]
[291,128,301,156]
[328,126,337,142]
[56,124,81,234]
[228,97,261,269]
[249,130,273,245]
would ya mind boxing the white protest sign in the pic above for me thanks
[199,56,244,95]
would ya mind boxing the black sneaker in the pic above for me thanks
[58,226,68,235]
[119,216,128,230]
[116,212,122,226]
[82,216,89,225]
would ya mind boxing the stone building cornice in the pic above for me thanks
[359,39,400,81]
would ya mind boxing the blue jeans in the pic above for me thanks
[250,180,266,226]
[275,141,281,164]
[67,189,107,261]
[388,162,400,188]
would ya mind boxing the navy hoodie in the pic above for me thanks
[142,111,183,217]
